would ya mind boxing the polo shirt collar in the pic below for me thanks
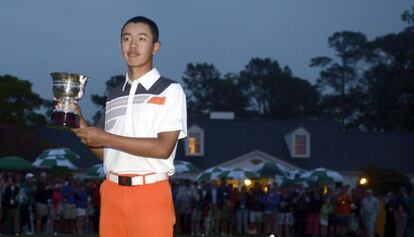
[122,68,161,91]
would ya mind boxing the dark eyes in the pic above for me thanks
[122,37,146,42]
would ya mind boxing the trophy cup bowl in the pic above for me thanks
[50,72,89,128]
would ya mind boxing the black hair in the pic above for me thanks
[120,16,159,43]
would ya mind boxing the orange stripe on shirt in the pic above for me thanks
[147,96,166,105]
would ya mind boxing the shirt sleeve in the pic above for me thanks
[156,84,187,139]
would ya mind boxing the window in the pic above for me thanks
[185,125,204,156]
[294,135,307,156]
[188,134,201,154]
[284,126,310,158]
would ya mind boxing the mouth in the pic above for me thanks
[127,51,140,57]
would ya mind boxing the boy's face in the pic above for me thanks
[120,22,160,69]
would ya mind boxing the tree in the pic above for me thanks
[310,31,369,129]
[182,63,248,117]
[239,58,319,119]
[0,74,47,127]
[359,166,412,194]
[401,6,414,26]
[0,123,51,161]
[357,9,414,131]
[90,75,125,124]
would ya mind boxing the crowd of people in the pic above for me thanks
[171,178,414,237]
[0,171,100,236]
[0,171,413,237]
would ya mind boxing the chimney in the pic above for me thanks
[209,111,235,120]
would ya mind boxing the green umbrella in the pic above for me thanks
[0,156,33,170]
[87,163,105,178]
[300,167,344,183]
[285,169,307,180]
[218,168,258,180]
[32,148,79,170]
[174,160,200,174]
[197,166,229,181]
[253,161,289,178]
[36,148,80,162]
[280,177,296,187]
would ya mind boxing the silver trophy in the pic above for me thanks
[50,72,89,128]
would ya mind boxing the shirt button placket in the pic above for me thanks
[124,80,139,135]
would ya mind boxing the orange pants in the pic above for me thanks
[99,179,175,237]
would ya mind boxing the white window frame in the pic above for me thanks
[184,124,204,156]
[293,134,308,157]
[285,127,311,158]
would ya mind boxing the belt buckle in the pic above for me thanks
[118,175,132,186]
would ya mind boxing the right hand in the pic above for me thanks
[71,102,82,117]
[71,102,88,128]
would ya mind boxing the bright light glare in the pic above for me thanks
[360,177,368,185]
[244,179,252,186]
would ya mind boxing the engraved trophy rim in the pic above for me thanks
[50,72,89,81]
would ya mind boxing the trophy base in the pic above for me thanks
[50,111,79,128]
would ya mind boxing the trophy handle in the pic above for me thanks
[76,75,89,99]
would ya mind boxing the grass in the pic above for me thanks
[0,235,201,237]
[0,234,262,237]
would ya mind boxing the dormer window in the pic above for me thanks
[284,127,310,158]
[294,134,307,156]
[185,125,204,156]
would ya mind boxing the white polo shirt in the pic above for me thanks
[103,68,187,176]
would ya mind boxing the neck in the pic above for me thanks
[128,64,153,81]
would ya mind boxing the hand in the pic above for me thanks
[72,127,107,148]
[71,102,82,117]
[71,102,88,128]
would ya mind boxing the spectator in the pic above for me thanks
[51,183,64,234]
[87,180,100,233]
[375,192,386,237]
[334,185,352,237]
[2,175,20,235]
[394,186,408,237]
[406,189,414,237]
[228,186,238,236]
[190,181,203,236]
[176,179,198,235]
[306,188,323,236]
[384,192,396,237]
[19,172,35,234]
[320,196,334,236]
[217,180,232,236]
[236,185,249,235]
[360,189,380,237]
[209,180,220,236]
[292,187,308,237]
[278,190,293,237]
[263,184,280,236]
[75,184,88,234]
[61,179,76,233]
[249,182,264,234]
[34,172,52,233]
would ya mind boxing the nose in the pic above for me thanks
[130,38,138,49]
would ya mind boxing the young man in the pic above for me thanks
[72,16,187,237]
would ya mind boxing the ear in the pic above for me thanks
[152,41,161,55]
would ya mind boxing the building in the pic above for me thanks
[33,115,414,187]
[176,115,414,187]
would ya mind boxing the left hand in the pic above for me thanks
[72,127,107,148]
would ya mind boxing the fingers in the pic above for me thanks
[72,128,87,145]
[54,102,63,110]
[71,128,85,139]
[71,102,82,116]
